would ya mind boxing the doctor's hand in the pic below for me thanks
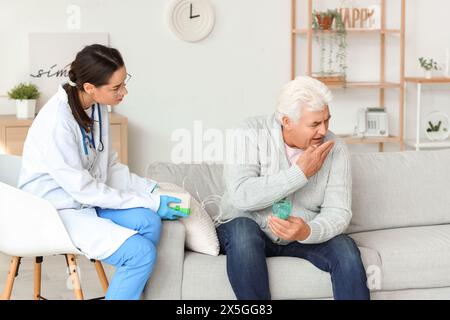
[268,216,311,241]
[157,196,188,220]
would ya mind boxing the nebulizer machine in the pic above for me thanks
[154,186,191,216]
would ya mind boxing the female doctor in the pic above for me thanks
[18,44,187,300]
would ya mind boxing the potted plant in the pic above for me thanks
[425,111,449,141]
[7,83,40,118]
[313,9,338,30]
[312,9,347,85]
[418,57,440,79]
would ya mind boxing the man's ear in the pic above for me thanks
[83,82,95,94]
[282,116,292,129]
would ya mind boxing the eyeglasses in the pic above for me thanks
[111,73,132,97]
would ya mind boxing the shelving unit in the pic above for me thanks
[404,77,450,151]
[291,0,406,151]
[294,28,401,35]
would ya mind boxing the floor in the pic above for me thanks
[0,253,115,300]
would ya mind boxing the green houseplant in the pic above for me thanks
[313,9,347,83]
[7,83,40,118]
[418,57,440,79]
[425,111,449,141]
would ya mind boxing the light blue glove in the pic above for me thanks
[157,196,189,220]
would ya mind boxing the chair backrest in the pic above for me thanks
[0,181,81,257]
[0,154,22,187]
[0,154,81,257]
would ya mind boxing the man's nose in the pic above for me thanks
[318,122,327,135]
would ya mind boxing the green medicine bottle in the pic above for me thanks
[272,198,292,220]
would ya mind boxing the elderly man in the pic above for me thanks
[217,76,369,300]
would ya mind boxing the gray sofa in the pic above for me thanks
[144,149,450,300]
[2,150,450,299]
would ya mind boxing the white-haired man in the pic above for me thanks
[217,76,369,300]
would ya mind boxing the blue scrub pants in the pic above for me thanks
[95,207,162,300]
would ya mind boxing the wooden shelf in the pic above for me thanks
[323,82,402,89]
[339,135,401,145]
[405,139,450,149]
[404,77,450,84]
[294,28,401,35]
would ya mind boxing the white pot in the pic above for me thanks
[16,99,36,119]
[424,70,432,79]
[426,131,448,141]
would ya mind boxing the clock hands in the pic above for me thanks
[189,3,200,19]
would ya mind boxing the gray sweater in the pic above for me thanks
[218,113,352,245]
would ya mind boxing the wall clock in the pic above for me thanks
[167,0,215,42]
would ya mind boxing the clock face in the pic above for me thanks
[167,0,215,42]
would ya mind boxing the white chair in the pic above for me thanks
[0,155,109,300]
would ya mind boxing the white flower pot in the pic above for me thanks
[16,99,36,119]
[425,111,450,141]
[426,131,444,141]
[424,70,432,79]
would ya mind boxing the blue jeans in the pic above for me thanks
[95,207,162,300]
[217,217,370,300]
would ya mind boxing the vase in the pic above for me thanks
[316,14,335,30]
[424,70,432,79]
[16,99,36,119]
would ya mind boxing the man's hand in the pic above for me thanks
[268,216,311,241]
[296,140,335,178]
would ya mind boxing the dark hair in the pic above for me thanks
[63,44,124,132]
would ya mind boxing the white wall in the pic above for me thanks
[1,0,450,175]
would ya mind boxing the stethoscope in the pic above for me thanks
[79,103,104,157]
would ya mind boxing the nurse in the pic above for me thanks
[18,44,187,300]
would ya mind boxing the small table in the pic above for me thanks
[404,77,450,151]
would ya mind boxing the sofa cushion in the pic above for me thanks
[181,245,381,299]
[157,182,220,256]
[348,149,450,233]
[350,224,450,291]
[146,162,225,219]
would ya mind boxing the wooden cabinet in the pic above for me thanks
[0,113,128,164]
[3,126,29,156]
[109,113,128,165]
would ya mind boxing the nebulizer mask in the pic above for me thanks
[272,198,292,220]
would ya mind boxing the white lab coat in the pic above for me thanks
[18,85,161,260]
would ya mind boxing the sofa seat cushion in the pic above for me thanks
[181,245,381,299]
[350,224,450,291]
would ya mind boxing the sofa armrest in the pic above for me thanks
[143,220,186,299]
